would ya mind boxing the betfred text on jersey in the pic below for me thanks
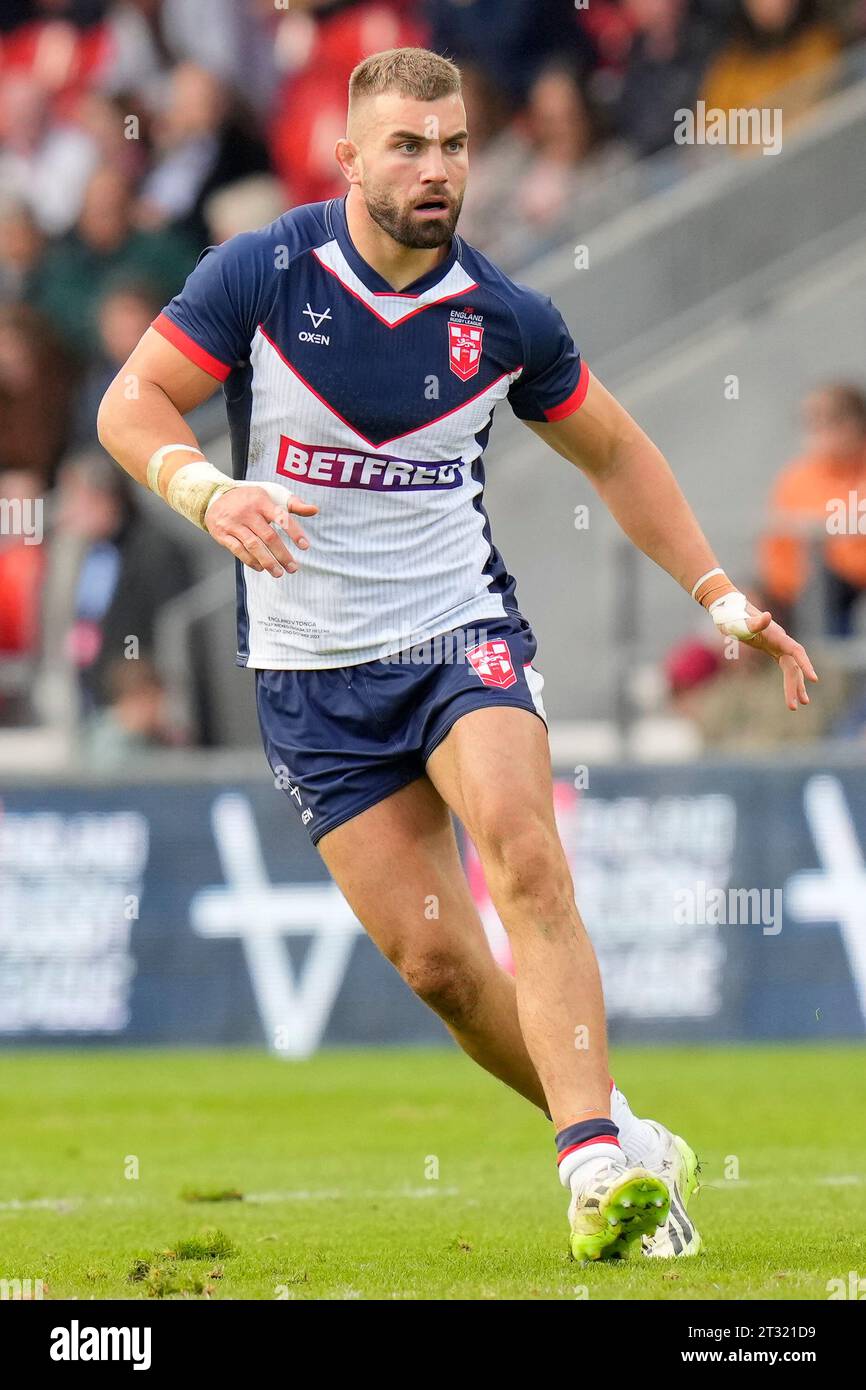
[275,436,464,491]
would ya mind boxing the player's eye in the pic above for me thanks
[446,141,466,153]
[398,142,419,154]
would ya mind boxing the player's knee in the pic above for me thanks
[399,949,481,1027]
[476,821,566,906]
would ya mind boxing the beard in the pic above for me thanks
[363,182,464,249]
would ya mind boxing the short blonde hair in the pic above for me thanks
[348,47,462,111]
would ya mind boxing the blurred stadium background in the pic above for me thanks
[1,0,866,1191]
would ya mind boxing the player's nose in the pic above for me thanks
[419,150,448,183]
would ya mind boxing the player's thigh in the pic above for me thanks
[316,774,493,977]
[425,705,561,863]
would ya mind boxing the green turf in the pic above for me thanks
[0,1044,863,1300]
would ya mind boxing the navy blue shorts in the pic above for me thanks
[255,612,547,846]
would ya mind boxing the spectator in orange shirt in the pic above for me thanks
[701,0,840,134]
[760,383,866,635]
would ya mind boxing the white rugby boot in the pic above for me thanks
[568,1154,670,1262]
[637,1121,702,1258]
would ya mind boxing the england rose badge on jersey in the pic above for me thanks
[448,321,484,381]
[467,639,517,689]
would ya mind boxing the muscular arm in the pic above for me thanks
[526,371,718,593]
[96,326,220,494]
[526,369,818,709]
[96,327,317,577]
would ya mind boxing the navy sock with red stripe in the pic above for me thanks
[555,1118,622,1188]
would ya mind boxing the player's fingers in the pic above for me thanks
[263,500,311,551]
[782,657,799,711]
[792,659,808,705]
[781,656,808,710]
[773,634,819,683]
[247,483,318,540]
[222,534,263,572]
[751,623,819,682]
[245,514,298,571]
[745,609,772,634]
[791,640,819,683]
[234,525,287,578]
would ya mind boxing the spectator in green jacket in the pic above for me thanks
[29,165,199,362]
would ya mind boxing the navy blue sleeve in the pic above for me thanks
[152,232,268,380]
[507,290,588,423]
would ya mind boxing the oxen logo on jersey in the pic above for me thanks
[299,303,332,345]
[448,322,484,381]
[302,303,332,330]
[467,639,517,690]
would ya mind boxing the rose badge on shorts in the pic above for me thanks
[467,639,517,689]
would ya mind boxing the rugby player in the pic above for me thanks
[97,47,817,1262]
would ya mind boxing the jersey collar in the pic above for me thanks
[331,193,460,297]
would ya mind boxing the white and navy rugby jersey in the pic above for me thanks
[153,195,589,669]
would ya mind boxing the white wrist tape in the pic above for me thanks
[690,566,725,601]
[146,444,206,497]
[147,441,300,531]
[163,461,236,530]
[159,460,300,533]
[708,589,754,641]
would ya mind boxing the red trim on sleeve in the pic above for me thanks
[543,359,590,422]
[151,313,232,382]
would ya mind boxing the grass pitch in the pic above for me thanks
[1,1044,863,1300]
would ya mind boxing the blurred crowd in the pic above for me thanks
[647,382,866,754]
[1,0,865,758]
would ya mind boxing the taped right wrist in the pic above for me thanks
[152,458,235,531]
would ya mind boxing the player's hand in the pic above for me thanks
[205,481,318,577]
[716,600,819,711]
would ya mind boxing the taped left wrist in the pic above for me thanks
[708,589,754,641]
[691,567,737,608]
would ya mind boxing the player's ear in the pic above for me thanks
[335,138,361,184]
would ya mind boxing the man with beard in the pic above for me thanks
[97,47,815,1263]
